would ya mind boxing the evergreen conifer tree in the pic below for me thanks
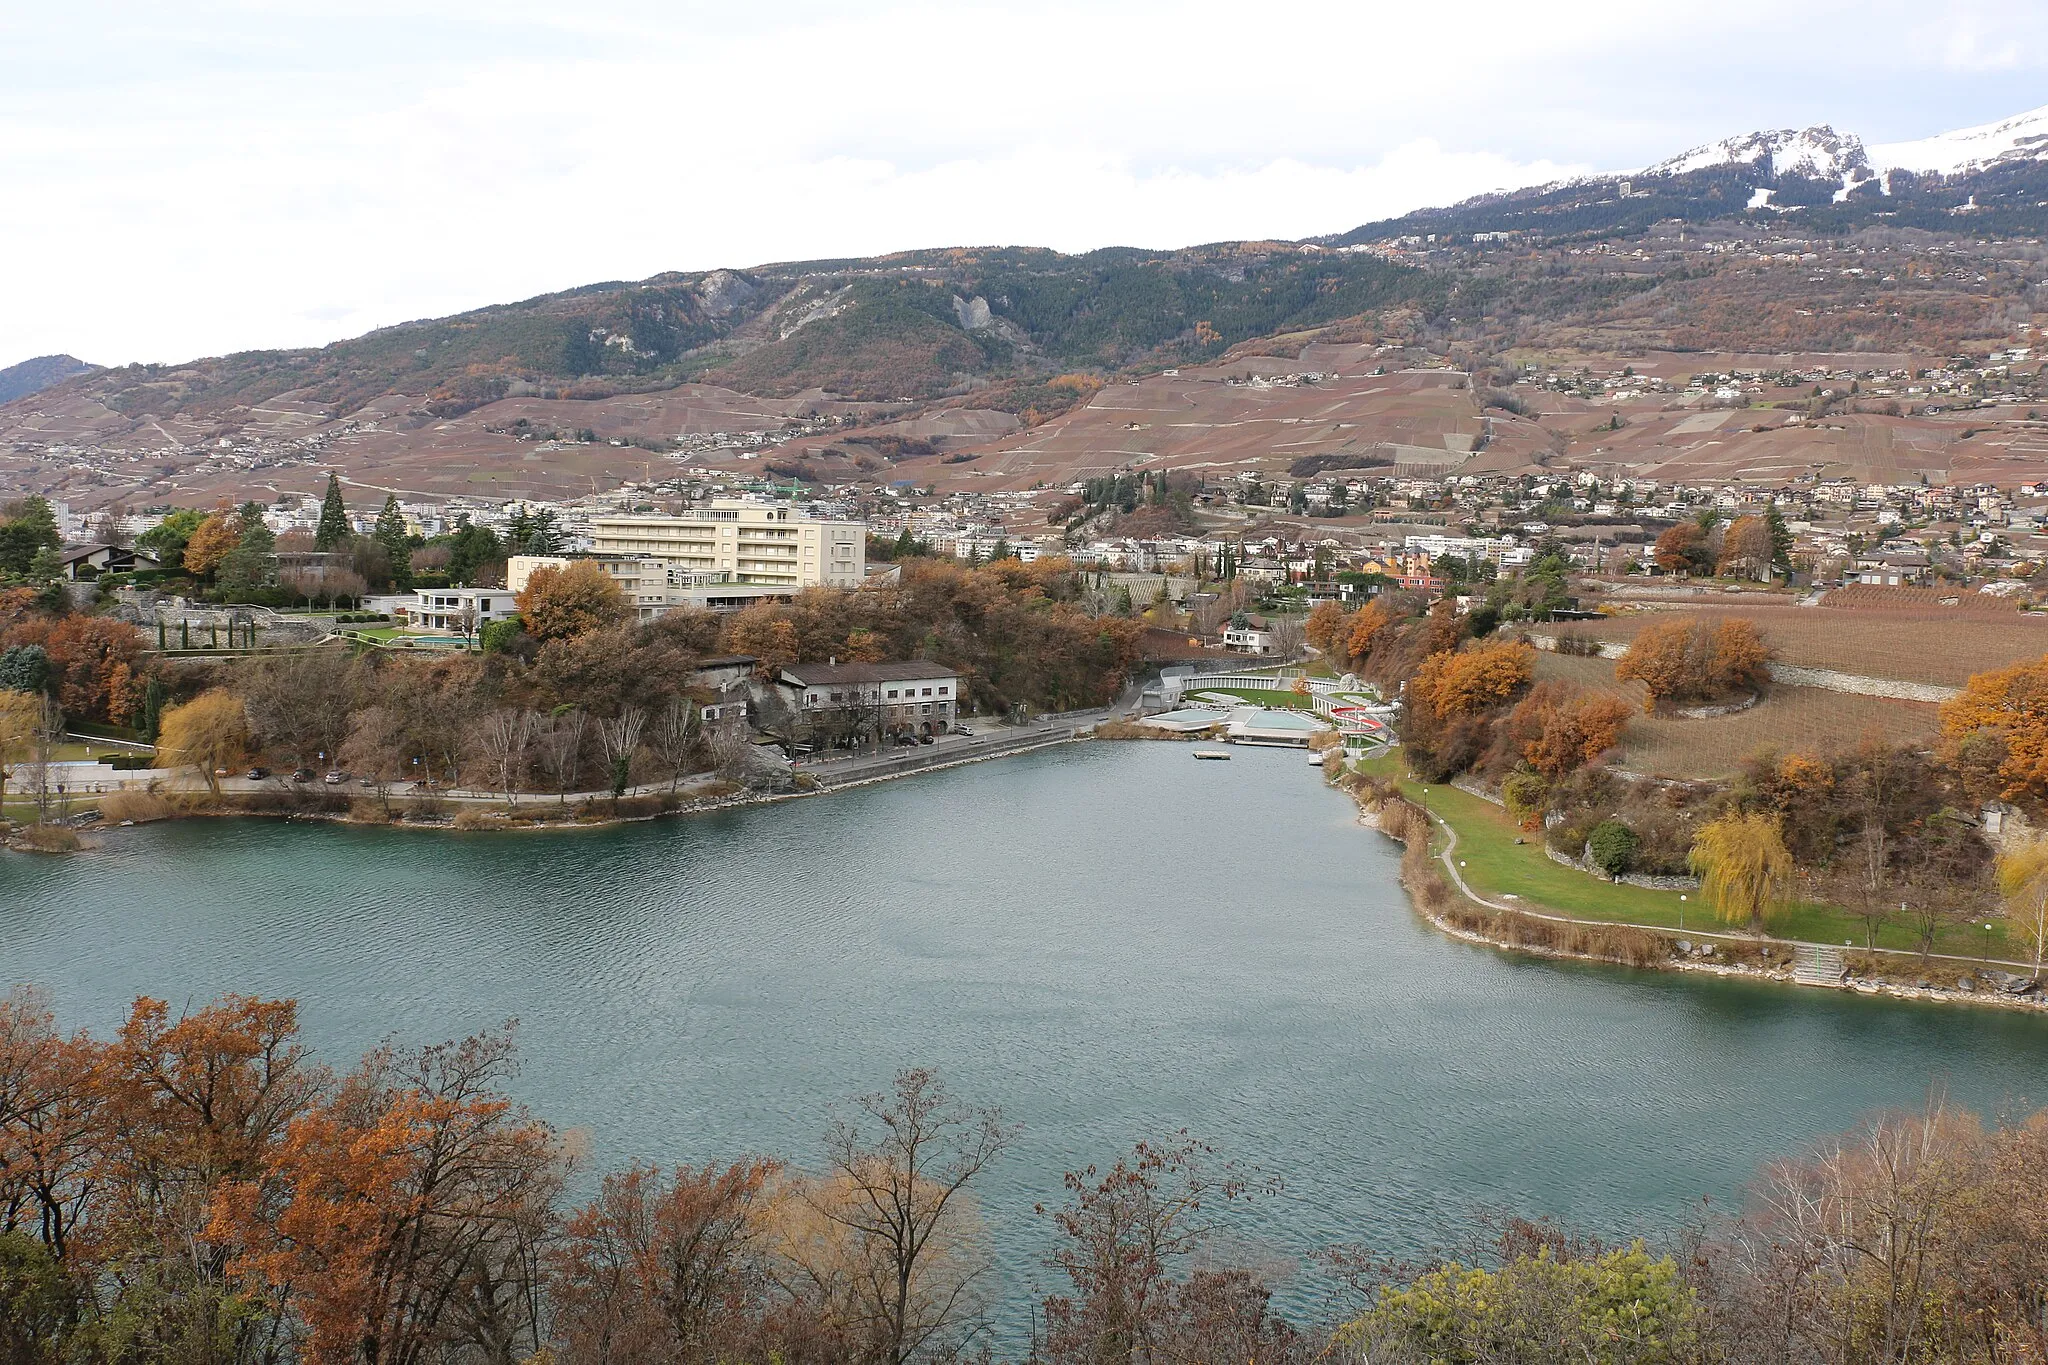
[314,474,351,550]
[376,495,413,591]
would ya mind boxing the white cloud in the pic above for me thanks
[4,0,2045,366]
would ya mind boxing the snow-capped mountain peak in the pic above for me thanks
[1868,103,2048,176]
[1639,126,1869,181]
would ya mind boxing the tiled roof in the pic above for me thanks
[778,660,958,686]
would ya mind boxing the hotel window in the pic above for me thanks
[887,689,899,699]
[938,686,949,696]
[921,688,932,696]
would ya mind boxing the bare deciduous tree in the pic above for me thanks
[651,695,700,792]
[597,705,647,800]
[539,707,588,804]
[476,709,535,805]
[800,1068,1011,1365]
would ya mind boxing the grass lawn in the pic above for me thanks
[1353,751,2018,960]
[1190,685,1312,708]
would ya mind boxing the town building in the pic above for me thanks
[588,500,866,589]
[773,660,962,736]
[55,543,162,580]
[400,587,518,633]
[506,555,809,617]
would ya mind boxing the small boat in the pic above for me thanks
[1192,749,1232,761]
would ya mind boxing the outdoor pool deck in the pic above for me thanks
[1134,705,1333,746]
[1226,706,1330,747]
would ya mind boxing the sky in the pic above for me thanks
[5,0,2048,369]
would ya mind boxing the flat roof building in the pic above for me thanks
[588,500,866,590]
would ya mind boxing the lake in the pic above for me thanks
[6,740,2047,1317]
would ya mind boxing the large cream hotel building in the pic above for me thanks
[587,500,867,590]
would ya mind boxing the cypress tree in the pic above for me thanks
[376,495,413,591]
[314,474,351,550]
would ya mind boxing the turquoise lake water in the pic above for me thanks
[5,740,2046,1319]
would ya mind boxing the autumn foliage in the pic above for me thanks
[1614,617,1772,710]
[1508,681,1634,779]
[516,560,634,642]
[0,588,151,724]
[1940,653,2048,809]
[1410,639,1535,721]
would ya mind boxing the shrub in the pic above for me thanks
[12,823,81,853]
[405,795,449,821]
[1588,819,1640,878]
[99,791,172,824]
[1503,770,1550,827]
[348,799,392,824]
[1548,807,1604,857]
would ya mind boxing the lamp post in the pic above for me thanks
[1985,922,1996,971]
[1679,894,1686,933]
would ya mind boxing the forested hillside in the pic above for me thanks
[19,248,1440,422]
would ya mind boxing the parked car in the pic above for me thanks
[895,733,920,747]
[291,769,315,783]
[954,725,976,737]
[244,767,270,780]
[918,734,935,745]
[321,770,349,785]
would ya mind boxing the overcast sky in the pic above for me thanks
[6,0,2047,368]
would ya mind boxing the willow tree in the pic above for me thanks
[1997,839,2048,977]
[1690,812,1791,933]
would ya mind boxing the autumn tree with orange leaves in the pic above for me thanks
[1614,617,1771,711]
[1410,639,1535,721]
[211,1028,567,1365]
[1304,600,1348,656]
[1509,681,1634,779]
[515,560,633,643]
[1940,653,2048,809]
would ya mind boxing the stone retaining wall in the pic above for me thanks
[1543,842,1700,891]
[1526,633,1960,703]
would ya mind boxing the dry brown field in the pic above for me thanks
[1531,652,1942,780]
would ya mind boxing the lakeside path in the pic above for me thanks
[1353,750,2044,976]
[11,714,1114,829]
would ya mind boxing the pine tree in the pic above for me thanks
[314,474,351,551]
[376,495,413,591]
[1765,504,1793,569]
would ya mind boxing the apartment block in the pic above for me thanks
[587,501,866,589]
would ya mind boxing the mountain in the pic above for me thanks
[1641,126,1869,182]
[1335,103,2048,245]
[1869,104,2048,176]
[0,354,94,405]
[1,246,1439,430]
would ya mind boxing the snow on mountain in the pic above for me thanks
[1640,126,1869,181]
[1868,103,2048,176]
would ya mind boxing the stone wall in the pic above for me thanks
[1544,842,1700,892]
[1526,632,1961,703]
